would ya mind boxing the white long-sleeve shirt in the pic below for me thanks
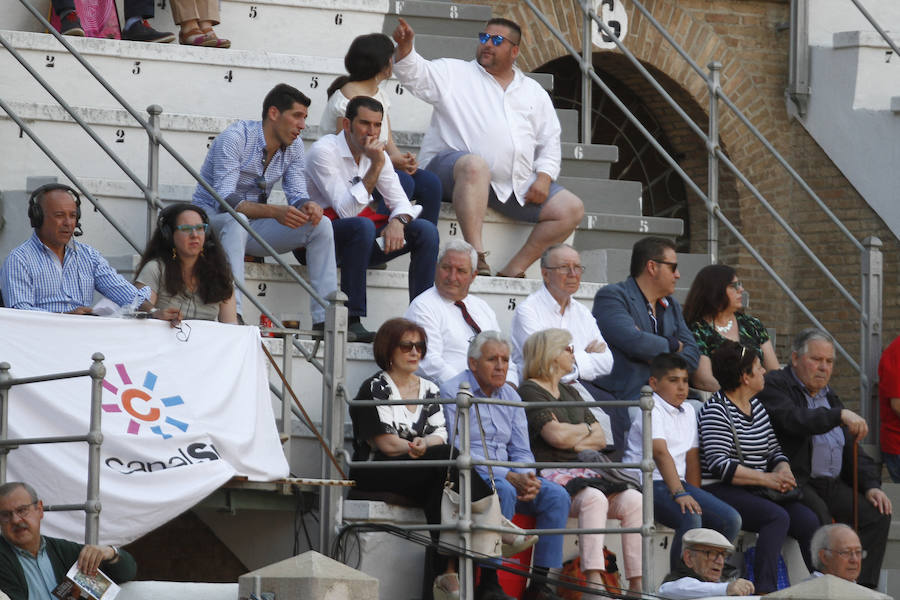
[657,577,730,599]
[510,285,613,383]
[305,131,418,220]
[392,49,561,205]
[404,286,519,386]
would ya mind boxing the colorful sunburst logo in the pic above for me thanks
[101,363,189,439]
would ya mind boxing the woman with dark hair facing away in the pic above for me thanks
[683,264,780,391]
[349,318,532,600]
[135,203,237,323]
[698,340,817,593]
[320,33,441,225]
[520,328,644,593]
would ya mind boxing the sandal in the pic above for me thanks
[200,27,231,49]
[500,516,538,557]
[495,270,526,278]
[178,28,210,46]
[432,573,460,600]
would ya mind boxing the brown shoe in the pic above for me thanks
[495,271,526,278]
[476,251,491,276]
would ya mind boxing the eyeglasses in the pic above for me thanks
[826,548,867,559]
[478,32,518,47]
[651,258,678,272]
[398,340,426,354]
[174,224,208,234]
[0,502,37,523]
[728,280,744,290]
[175,320,191,343]
[691,548,729,562]
[544,264,585,275]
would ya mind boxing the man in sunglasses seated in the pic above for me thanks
[193,83,338,326]
[0,482,136,600]
[658,528,755,598]
[391,17,583,278]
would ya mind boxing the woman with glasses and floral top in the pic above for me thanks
[683,264,780,392]
[135,203,237,323]
[698,340,818,593]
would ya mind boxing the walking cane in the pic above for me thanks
[852,441,859,532]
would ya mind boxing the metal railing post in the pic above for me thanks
[146,105,162,245]
[639,385,655,594]
[861,236,883,443]
[85,353,106,545]
[580,0,593,145]
[456,383,475,600]
[0,362,11,484]
[319,291,348,555]
[788,0,810,116]
[707,62,721,264]
[281,332,295,461]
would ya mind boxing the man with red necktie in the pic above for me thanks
[404,239,518,387]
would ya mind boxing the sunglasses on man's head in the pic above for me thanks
[478,32,518,47]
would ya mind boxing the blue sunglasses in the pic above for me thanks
[478,32,518,47]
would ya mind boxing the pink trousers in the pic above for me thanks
[570,487,642,579]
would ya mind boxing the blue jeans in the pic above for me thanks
[492,475,570,569]
[653,480,742,570]
[704,482,818,594]
[331,216,439,317]
[395,168,442,225]
[884,453,900,483]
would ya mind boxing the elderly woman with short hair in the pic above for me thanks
[520,328,643,593]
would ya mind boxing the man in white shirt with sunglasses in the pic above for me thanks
[392,17,583,279]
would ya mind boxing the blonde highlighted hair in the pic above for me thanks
[522,328,572,380]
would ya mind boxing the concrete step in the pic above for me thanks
[832,31,900,111]
[382,0,491,37]
[558,107,578,143]
[0,30,435,129]
[559,176,641,215]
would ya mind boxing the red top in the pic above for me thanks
[323,205,388,226]
[879,335,900,454]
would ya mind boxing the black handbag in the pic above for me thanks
[713,395,803,505]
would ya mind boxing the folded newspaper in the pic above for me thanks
[52,563,120,600]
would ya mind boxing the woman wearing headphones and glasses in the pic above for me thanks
[135,203,237,323]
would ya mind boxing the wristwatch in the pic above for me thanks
[394,214,412,225]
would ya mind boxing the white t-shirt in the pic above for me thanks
[622,392,699,482]
[319,85,391,143]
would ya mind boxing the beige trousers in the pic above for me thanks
[170,0,219,25]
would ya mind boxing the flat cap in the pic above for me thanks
[683,528,734,552]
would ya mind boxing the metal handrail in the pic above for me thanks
[848,0,900,57]
[523,0,866,374]
[0,354,107,545]
[340,383,657,597]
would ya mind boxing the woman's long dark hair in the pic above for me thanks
[326,33,394,99]
[682,264,737,326]
[136,203,233,304]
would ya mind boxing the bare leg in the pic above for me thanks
[628,576,642,592]
[498,189,584,276]
[450,154,491,253]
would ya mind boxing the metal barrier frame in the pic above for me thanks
[0,354,107,544]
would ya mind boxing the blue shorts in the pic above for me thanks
[425,149,565,223]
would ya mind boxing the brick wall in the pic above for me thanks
[454,0,898,407]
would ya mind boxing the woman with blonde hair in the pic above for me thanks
[520,328,643,593]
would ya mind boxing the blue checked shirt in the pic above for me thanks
[192,120,309,214]
[441,369,536,481]
[1,232,150,312]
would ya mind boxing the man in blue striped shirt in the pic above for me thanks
[1,183,159,316]
[193,83,338,327]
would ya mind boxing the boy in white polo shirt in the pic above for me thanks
[622,353,741,569]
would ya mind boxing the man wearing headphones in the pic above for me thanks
[1,183,175,319]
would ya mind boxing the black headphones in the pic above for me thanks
[157,203,211,246]
[28,183,83,236]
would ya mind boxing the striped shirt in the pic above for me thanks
[698,390,787,483]
[192,120,309,215]
[1,232,149,313]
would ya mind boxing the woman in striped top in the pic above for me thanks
[698,340,818,593]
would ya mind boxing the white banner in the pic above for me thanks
[0,308,289,545]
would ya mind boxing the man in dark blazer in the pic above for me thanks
[757,328,891,589]
[592,236,700,450]
[0,482,136,600]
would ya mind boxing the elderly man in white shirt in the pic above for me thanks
[391,17,584,278]
[306,95,439,342]
[511,243,622,447]
[658,528,755,599]
[404,239,518,387]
